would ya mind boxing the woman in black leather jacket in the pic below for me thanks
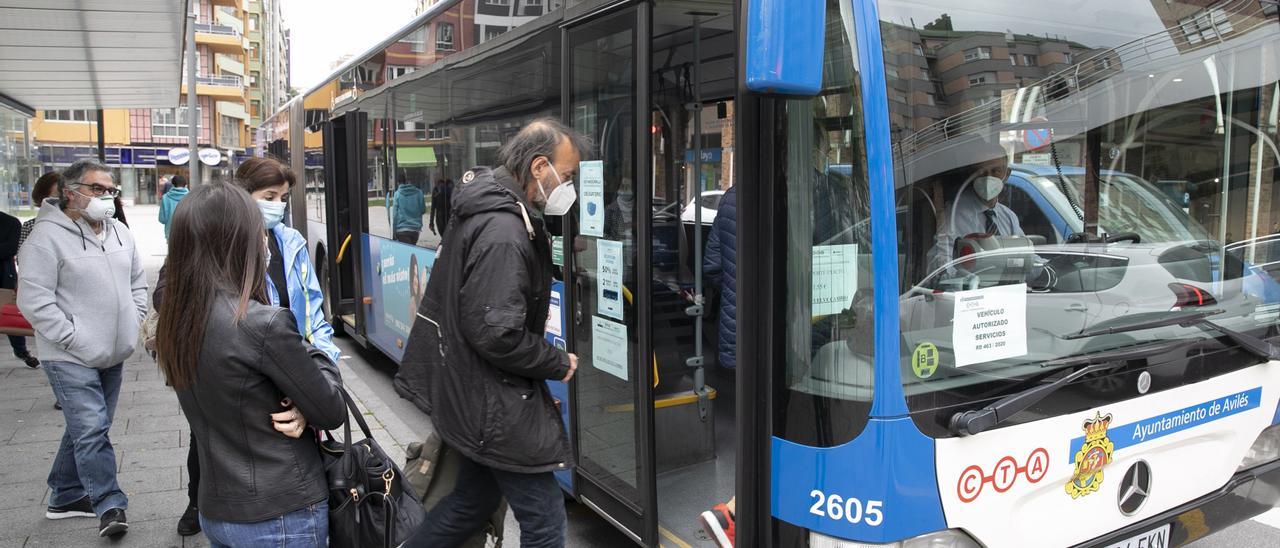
[154,182,345,547]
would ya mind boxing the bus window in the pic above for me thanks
[771,0,874,450]
[881,0,1280,437]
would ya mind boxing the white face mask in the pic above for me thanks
[258,200,287,229]
[536,162,576,216]
[973,175,1005,202]
[75,190,116,222]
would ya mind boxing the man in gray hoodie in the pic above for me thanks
[17,160,147,539]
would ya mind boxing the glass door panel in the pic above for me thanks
[566,7,642,512]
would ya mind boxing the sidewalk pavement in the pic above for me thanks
[0,205,426,546]
[0,349,422,548]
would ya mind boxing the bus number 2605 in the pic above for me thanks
[808,490,884,526]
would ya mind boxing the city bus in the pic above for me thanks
[256,0,1280,545]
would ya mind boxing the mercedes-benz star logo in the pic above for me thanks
[1118,460,1152,515]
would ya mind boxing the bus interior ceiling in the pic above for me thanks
[649,2,738,545]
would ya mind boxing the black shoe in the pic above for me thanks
[99,508,128,538]
[17,352,38,369]
[54,400,61,410]
[45,496,95,520]
[177,505,201,536]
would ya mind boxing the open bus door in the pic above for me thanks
[560,2,738,545]
[561,5,658,544]
[323,110,369,344]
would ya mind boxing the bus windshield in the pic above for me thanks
[880,0,1280,437]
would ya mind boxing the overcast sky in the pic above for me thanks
[283,0,417,92]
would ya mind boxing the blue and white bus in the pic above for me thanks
[257,0,1280,545]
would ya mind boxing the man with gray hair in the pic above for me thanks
[18,160,147,539]
[397,118,588,547]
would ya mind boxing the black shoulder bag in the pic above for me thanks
[321,389,426,548]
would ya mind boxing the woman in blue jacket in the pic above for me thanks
[161,156,341,537]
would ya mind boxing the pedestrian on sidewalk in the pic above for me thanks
[18,172,61,249]
[429,177,453,237]
[397,119,585,548]
[391,179,427,244]
[0,209,36,369]
[154,156,341,537]
[155,181,346,548]
[158,174,188,238]
[17,160,147,539]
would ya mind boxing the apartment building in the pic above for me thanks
[28,0,289,205]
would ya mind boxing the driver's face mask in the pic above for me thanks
[973,175,1005,202]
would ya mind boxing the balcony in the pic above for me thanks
[215,53,245,77]
[195,22,244,53]
[181,74,246,99]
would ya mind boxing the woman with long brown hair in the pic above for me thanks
[155,182,345,547]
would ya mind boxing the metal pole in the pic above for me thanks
[96,109,105,162]
[187,10,200,185]
[686,13,709,420]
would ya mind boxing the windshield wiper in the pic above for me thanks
[1064,308,1278,361]
[948,338,1203,437]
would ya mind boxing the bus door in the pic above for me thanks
[562,2,737,545]
[322,110,370,343]
[562,4,657,544]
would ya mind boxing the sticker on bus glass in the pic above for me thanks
[597,239,624,321]
[579,160,605,237]
[591,316,629,381]
[952,283,1027,367]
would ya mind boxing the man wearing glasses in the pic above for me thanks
[17,160,148,539]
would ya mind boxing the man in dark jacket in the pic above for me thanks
[397,119,585,548]
[702,185,737,370]
[429,178,454,237]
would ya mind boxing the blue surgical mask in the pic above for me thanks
[258,200,287,229]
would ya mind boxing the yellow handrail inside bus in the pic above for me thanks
[620,286,659,389]
[336,234,353,264]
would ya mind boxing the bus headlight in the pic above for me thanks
[1238,423,1280,471]
[811,529,982,548]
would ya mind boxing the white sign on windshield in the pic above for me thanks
[952,283,1027,367]
[812,244,858,317]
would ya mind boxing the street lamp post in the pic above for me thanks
[186,10,199,186]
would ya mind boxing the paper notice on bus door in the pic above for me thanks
[597,239,624,320]
[952,283,1028,367]
[592,316,629,381]
[811,244,858,317]
[579,160,605,237]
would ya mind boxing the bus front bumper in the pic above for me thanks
[1076,459,1280,547]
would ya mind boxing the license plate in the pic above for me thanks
[1105,524,1171,548]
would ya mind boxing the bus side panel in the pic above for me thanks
[934,364,1279,548]
[360,235,438,363]
[771,417,946,542]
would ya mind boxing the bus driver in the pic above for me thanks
[926,142,1026,274]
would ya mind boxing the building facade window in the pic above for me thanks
[251,100,262,119]
[968,72,996,86]
[436,22,455,50]
[484,25,507,42]
[401,27,426,53]
[250,70,260,86]
[485,0,511,5]
[913,43,925,56]
[963,46,992,61]
[152,107,202,137]
[1009,55,1017,65]
[43,110,98,122]
[248,14,259,32]
[387,66,415,81]
[219,115,240,148]
[1023,53,1036,65]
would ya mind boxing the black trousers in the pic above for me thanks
[8,335,27,356]
[187,433,198,505]
[403,453,565,548]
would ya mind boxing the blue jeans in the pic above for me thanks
[404,453,566,548]
[200,502,328,548]
[42,361,127,516]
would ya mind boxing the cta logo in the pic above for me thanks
[957,447,1049,503]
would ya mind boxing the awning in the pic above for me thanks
[0,0,190,110]
[396,146,437,167]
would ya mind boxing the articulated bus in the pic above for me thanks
[257,0,1280,545]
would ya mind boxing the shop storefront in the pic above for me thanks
[35,145,238,205]
[0,99,34,217]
